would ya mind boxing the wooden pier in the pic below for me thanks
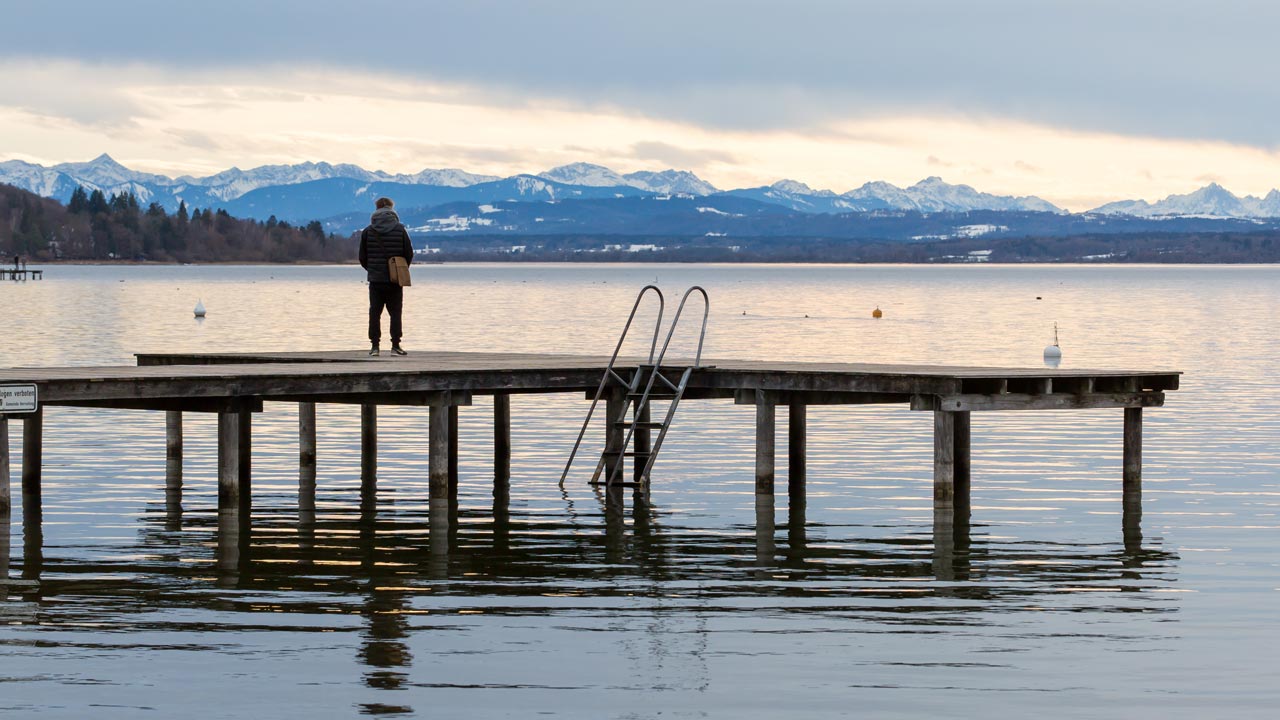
[2,268,42,281]
[0,350,1179,573]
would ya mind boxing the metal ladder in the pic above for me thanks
[560,286,710,488]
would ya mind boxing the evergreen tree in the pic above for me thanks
[87,189,109,215]
[68,186,88,214]
[177,200,189,224]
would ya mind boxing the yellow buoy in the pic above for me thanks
[872,306,883,319]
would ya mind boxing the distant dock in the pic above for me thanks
[2,269,42,281]
[0,349,1180,575]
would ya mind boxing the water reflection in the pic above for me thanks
[106,486,1179,603]
[0,474,1183,713]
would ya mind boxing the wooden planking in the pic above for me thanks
[913,391,1164,412]
[0,351,1181,411]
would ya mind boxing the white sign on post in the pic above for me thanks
[0,384,38,413]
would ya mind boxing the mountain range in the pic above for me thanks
[0,154,1065,219]
[5,155,1280,240]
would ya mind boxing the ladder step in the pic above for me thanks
[588,480,646,487]
[614,421,665,428]
[628,391,677,399]
[601,450,652,457]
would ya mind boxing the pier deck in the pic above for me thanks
[1,350,1180,571]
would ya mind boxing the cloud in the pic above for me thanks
[630,141,737,168]
[0,60,153,130]
[3,1,1280,147]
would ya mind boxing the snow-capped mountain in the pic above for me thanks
[0,158,84,199]
[538,163,629,188]
[896,176,1063,213]
[622,169,718,195]
[0,155,501,209]
[539,163,720,195]
[1090,183,1280,218]
[843,180,919,210]
[721,180,863,213]
[54,153,174,188]
[722,176,1063,214]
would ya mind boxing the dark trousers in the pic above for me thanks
[368,282,404,345]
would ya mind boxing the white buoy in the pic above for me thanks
[1043,322,1062,366]
[194,299,207,318]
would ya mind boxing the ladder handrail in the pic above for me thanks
[653,286,710,369]
[559,285,665,486]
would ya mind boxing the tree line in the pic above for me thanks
[1,183,354,263]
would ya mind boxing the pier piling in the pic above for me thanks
[448,405,459,493]
[604,387,626,479]
[932,410,970,512]
[755,391,775,494]
[1124,407,1142,488]
[429,404,450,499]
[788,403,806,493]
[217,406,252,515]
[361,403,377,495]
[165,411,183,501]
[493,393,510,486]
[22,409,42,519]
[633,400,651,483]
[298,402,316,516]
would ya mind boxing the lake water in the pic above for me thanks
[1,263,1278,718]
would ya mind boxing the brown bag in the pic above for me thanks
[388,256,411,287]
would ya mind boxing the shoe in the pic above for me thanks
[391,344,408,356]
[369,344,380,357]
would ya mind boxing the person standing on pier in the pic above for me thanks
[359,197,414,356]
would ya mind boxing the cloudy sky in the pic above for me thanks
[2,0,1278,210]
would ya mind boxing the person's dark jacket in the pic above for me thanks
[359,208,414,283]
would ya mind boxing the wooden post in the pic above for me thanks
[165,410,183,499]
[166,411,183,461]
[1124,407,1142,490]
[361,403,377,496]
[755,391,775,494]
[954,410,971,519]
[493,393,511,486]
[298,402,316,516]
[0,416,9,515]
[17,411,41,579]
[22,407,42,506]
[633,399,651,483]
[165,411,182,457]
[217,406,252,515]
[933,410,955,507]
[604,387,626,480]
[788,403,806,494]
[448,404,459,493]
[429,403,450,499]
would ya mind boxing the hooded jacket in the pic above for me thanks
[359,207,414,283]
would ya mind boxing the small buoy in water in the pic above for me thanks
[194,299,207,318]
[872,306,883,319]
[1044,322,1062,363]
